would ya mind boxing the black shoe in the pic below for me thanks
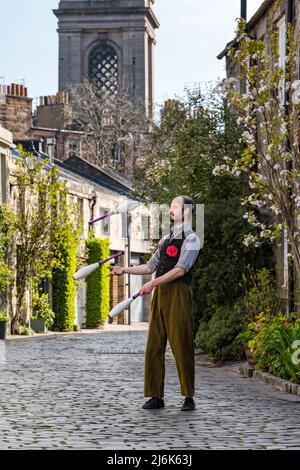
[181,397,196,411]
[142,397,165,409]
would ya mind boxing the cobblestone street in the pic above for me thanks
[0,325,300,450]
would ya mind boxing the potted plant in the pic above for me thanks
[236,328,257,366]
[31,293,55,334]
[0,311,7,340]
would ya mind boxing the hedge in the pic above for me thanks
[52,229,78,331]
[86,237,110,328]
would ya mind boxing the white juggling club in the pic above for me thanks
[73,251,124,280]
[108,292,141,320]
[89,200,140,226]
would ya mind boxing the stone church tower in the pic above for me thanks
[54,0,159,116]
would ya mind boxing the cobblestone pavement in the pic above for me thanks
[0,326,300,450]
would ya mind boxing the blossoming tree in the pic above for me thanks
[213,10,300,306]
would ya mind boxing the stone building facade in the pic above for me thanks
[54,0,159,118]
[0,84,154,327]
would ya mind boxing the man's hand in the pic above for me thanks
[139,279,156,296]
[107,266,126,277]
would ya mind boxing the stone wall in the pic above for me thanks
[0,85,32,139]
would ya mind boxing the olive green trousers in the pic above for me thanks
[144,281,195,398]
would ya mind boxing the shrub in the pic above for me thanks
[85,237,110,328]
[32,292,55,329]
[52,228,78,332]
[195,303,245,361]
[0,206,13,293]
[0,311,7,322]
[250,315,300,383]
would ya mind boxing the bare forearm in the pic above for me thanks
[124,264,153,275]
[152,267,185,287]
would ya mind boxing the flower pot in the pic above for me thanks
[30,319,47,334]
[245,345,256,367]
[0,321,7,340]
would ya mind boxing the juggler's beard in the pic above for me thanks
[169,211,184,231]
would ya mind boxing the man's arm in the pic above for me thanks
[139,267,186,295]
[108,238,164,277]
[108,264,153,277]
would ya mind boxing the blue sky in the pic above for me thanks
[0,0,264,108]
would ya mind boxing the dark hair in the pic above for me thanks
[178,195,196,213]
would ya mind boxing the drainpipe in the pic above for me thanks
[285,0,295,316]
[287,0,294,24]
[241,0,247,21]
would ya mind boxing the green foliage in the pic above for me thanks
[32,292,55,329]
[52,193,79,332]
[0,311,7,322]
[85,236,110,328]
[236,267,284,346]
[19,326,33,336]
[251,315,300,383]
[223,13,300,275]
[195,304,245,361]
[10,147,66,331]
[236,268,300,382]
[132,85,274,361]
[191,202,273,336]
[133,86,247,204]
[0,206,13,293]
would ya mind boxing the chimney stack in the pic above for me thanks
[241,0,247,21]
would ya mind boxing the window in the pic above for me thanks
[0,153,7,204]
[89,43,118,95]
[68,139,80,158]
[111,142,123,164]
[141,215,151,241]
[78,198,84,232]
[46,138,56,161]
[100,207,110,236]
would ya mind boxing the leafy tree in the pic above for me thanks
[9,148,80,333]
[133,85,274,358]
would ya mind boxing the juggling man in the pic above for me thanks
[109,195,200,411]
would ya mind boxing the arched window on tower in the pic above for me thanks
[88,43,119,95]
